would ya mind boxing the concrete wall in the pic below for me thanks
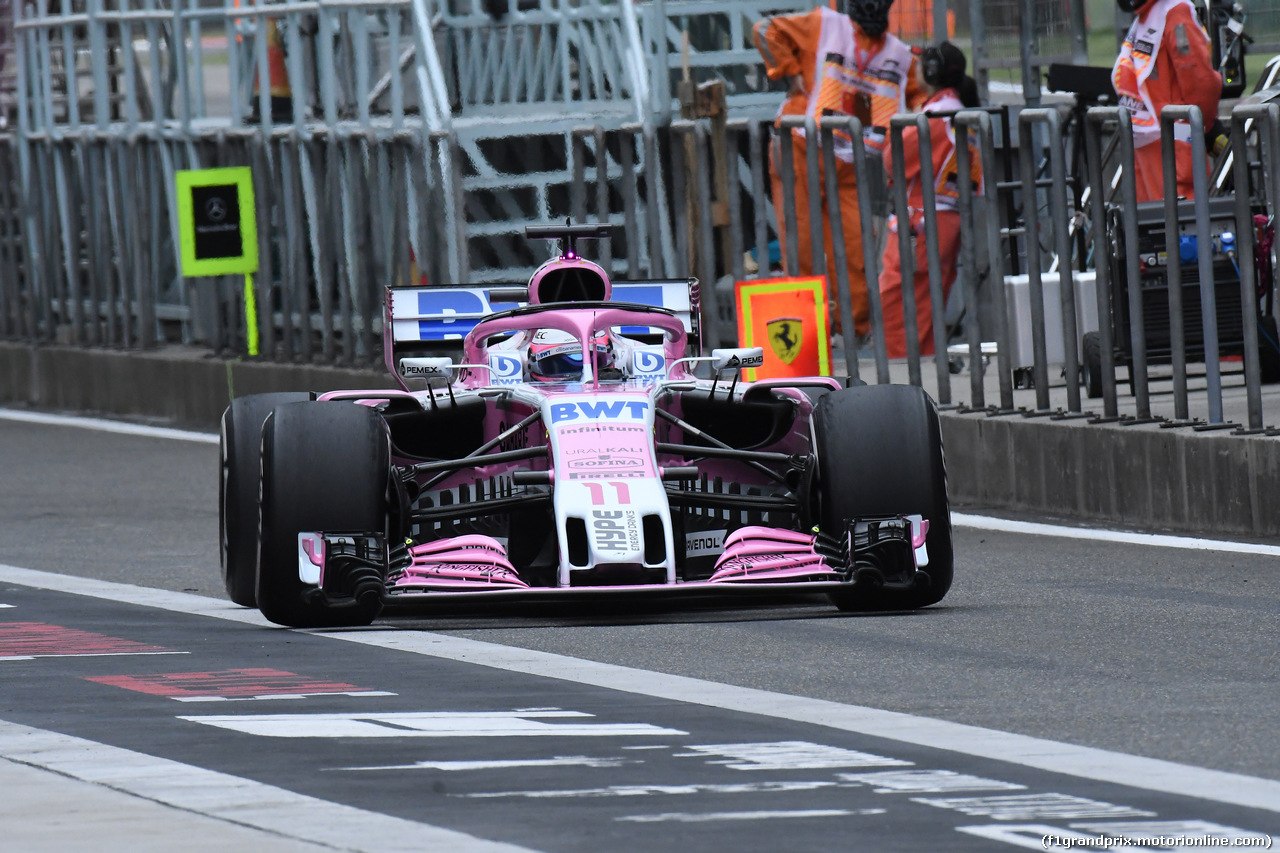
[941,411,1280,538]
[3,341,1277,539]
[0,342,399,427]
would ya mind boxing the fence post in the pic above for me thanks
[1228,102,1280,432]
[889,114,924,389]
[777,117,802,277]
[1083,107,1120,419]
[953,110,997,410]
[594,125,612,272]
[642,122,666,279]
[618,124,642,279]
[748,119,771,283]
[668,121,691,279]
[802,114,825,281]
[693,121,721,349]
[571,127,589,227]
[850,118,890,383]
[1043,108,1083,414]
[819,115,858,383]
[1017,109,1053,412]
[915,110,952,407]
[1161,105,1225,425]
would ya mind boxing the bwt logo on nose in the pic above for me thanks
[551,401,650,424]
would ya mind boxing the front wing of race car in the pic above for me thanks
[299,515,932,605]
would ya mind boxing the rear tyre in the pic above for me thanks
[1082,332,1104,399]
[257,401,391,628]
[1258,315,1280,385]
[812,384,952,611]
[220,392,312,607]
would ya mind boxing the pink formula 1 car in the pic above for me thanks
[220,225,952,628]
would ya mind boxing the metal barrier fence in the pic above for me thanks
[728,97,1280,434]
[1,126,466,365]
[6,89,1280,435]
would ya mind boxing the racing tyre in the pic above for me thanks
[1082,332,1104,400]
[257,401,391,628]
[1258,315,1280,385]
[813,384,952,611]
[220,391,312,607]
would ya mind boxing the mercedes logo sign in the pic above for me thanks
[205,197,227,223]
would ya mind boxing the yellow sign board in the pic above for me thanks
[176,167,261,355]
[175,167,258,278]
[735,276,831,380]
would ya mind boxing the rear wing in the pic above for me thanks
[384,279,701,383]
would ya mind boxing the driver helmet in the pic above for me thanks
[528,329,613,381]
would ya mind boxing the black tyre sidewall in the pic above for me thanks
[220,392,312,607]
[1258,316,1280,384]
[257,401,391,628]
[1082,332,1104,399]
[813,384,952,608]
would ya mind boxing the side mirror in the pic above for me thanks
[400,357,454,382]
[710,347,764,371]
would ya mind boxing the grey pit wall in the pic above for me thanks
[0,342,399,428]
[942,410,1280,539]
[2,340,1278,540]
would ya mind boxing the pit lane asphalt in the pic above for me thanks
[1,414,1277,850]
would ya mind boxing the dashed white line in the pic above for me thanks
[617,809,880,823]
[344,756,629,772]
[177,710,685,739]
[0,719,537,853]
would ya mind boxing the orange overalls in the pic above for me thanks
[879,89,980,358]
[1112,0,1222,202]
[754,7,919,335]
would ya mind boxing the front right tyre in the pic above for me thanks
[812,383,952,611]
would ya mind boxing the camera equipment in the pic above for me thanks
[1198,0,1249,98]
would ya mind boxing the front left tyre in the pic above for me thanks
[220,392,312,607]
[257,401,391,628]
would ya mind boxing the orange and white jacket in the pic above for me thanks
[1112,0,1221,148]
[754,6,920,159]
[882,88,982,225]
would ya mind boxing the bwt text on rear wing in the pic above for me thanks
[386,280,698,343]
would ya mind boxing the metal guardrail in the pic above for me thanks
[5,94,1280,436]
[0,126,464,364]
[1073,102,1280,434]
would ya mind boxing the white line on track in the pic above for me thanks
[1,562,1279,816]
[0,407,219,444]
[616,809,874,823]
[953,513,1280,558]
[4,406,1279,557]
[0,719,536,853]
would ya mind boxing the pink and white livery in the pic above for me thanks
[220,224,952,628]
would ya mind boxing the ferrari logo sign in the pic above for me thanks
[734,276,831,379]
[767,317,804,364]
